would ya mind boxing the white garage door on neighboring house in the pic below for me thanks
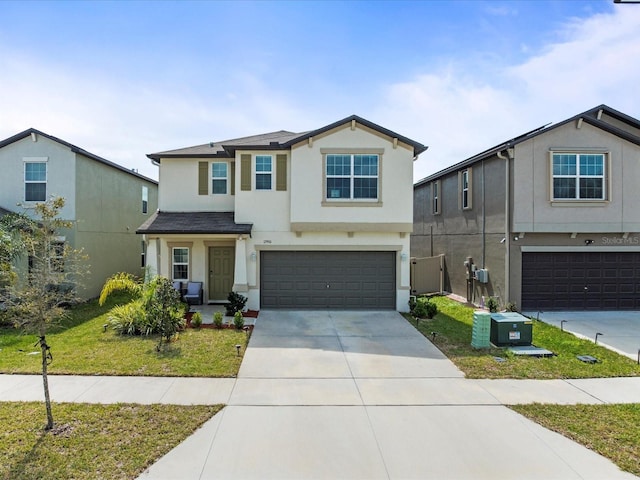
[521,251,640,311]
[260,251,396,310]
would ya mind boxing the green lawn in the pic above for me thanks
[0,293,249,377]
[0,401,221,480]
[511,403,640,477]
[409,296,640,379]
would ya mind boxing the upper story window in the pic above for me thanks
[459,168,472,210]
[432,180,441,214]
[172,247,189,281]
[142,186,148,214]
[212,162,228,194]
[24,159,47,202]
[255,155,272,190]
[326,154,378,200]
[552,153,606,200]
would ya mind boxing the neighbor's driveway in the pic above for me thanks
[140,310,636,480]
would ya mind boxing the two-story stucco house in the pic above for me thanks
[138,116,427,311]
[412,105,640,311]
[0,128,158,299]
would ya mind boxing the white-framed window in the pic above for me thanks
[141,241,146,268]
[172,247,189,281]
[255,155,272,190]
[552,153,606,200]
[326,154,378,200]
[212,162,228,194]
[432,180,441,214]
[459,168,472,210]
[24,159,47,202]
[461,170,469,209]
[142,186,148,214]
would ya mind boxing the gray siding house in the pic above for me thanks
[412,105,640,311]
[0,128,158,299]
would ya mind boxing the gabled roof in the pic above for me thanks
[147,115,428,162]
[136,211,252,235]
[415,104,640,188]
[0,128,157,185]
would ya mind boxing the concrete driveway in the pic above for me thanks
[526,310,640,361]
[139,310,636,480]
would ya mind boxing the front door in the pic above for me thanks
[208,246,235,302]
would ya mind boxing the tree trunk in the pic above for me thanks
[40,336,54,430]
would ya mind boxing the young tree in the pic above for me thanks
[2,197,88,430]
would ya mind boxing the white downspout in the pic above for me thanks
[496,149,512,305]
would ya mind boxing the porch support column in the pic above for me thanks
[232,236,249,292]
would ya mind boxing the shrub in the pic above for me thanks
[486,297,499,313]
[226,291,247,316]
[412,301,428,318]
[233,310,244,330]
[108,299,149,335]
[412,299,438,319]
[424,300,438,319]
[505,302,518,312]
[213,311,224,329]
[191,311,203,328]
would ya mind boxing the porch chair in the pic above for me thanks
[184,281,203,305]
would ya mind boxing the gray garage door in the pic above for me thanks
[521,251,640,311]
[260,251,396,309]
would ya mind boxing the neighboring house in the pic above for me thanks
[412,105,640,311]
[138,116,427,311]
[0,128,158,299]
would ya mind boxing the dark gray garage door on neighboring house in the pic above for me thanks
[521,251,640,311]
[260,251,396,309]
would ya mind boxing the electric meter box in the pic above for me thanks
[490,312,533,346]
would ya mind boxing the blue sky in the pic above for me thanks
[1,1,639,181]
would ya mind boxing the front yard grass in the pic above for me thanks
[408,296,640,379]
[0,401,221,480]
[0,293,249,377]
[511,403,640,477]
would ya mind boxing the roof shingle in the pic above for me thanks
[137,211,252,235]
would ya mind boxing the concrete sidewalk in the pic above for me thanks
[2,374,639,406]
[2,310,639,479]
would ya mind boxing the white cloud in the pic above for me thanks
[0,50,314,180]
[1,5,639,185]
[377,6,640,182]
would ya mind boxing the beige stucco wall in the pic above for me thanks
[513,121,640,233]
[148,124,417,311]
[158,158,235,212]
[288,125,414,230]
[234,150,291,231]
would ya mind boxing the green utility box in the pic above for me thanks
[471,311,491,348]
[490,312,533,346]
